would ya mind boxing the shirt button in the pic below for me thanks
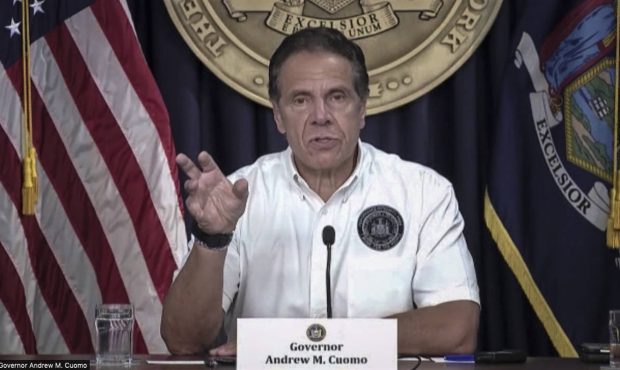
[322,209,327,215]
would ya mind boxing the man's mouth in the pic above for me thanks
[313,137,334,142]
[309,137,338,149]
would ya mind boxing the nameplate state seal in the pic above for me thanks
[164,0,502,115]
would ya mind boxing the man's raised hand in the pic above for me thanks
[176,151,248,234]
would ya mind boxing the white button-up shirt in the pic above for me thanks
[219,142,479,327]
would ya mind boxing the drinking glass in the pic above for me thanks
[95,304,134,366]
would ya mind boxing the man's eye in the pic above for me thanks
[330,93,346,102]
[293,96,307,105]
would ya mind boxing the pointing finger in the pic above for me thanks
[176,153,202,179]
[197,151,220,173]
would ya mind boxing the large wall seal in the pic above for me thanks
[164,0,502,115]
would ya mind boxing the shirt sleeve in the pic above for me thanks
[220,170,250,312]
[412,178,480,308]
[222,231,241,312]
[171,237,192,282]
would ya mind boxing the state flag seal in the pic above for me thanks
[514,0,615,231]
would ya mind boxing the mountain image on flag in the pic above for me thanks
[486,0,620,356]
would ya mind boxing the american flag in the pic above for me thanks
[0,0,186,353]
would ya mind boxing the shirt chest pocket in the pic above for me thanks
[346,257,414,318]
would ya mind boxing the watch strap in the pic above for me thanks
[192,222,233,250]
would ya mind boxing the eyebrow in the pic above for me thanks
[286,84,353,98]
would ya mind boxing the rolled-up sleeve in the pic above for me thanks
[412,181,480,308]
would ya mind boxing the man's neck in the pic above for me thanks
[294,150,359,202]
[303,171,349,202]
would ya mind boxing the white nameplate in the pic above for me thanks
[237,318,397,370]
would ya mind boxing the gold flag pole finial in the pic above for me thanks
[21,0,38,215]
[606,0,620,248]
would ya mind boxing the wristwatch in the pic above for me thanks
[192,222,233,250]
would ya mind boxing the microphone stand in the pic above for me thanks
[322,225,335,319]
[326,242,332,318]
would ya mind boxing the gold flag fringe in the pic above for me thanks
[485,193,577,357]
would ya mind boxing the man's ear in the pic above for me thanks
[359,101,367,129]
[272,101,286,134]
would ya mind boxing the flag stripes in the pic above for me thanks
[0,0,186,354]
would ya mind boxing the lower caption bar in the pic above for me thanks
[0,360,90,369]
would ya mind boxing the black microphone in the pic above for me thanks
[322,226,335,318]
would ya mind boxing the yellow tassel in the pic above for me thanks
[20,0,37,215]
[607,219,620,248]
[29,147,38,202]
[607,187,620,248]
[612,187,620,229]
[21,148,37,215]
[607,216,620,249]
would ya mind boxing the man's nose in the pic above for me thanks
[310,99,331,125]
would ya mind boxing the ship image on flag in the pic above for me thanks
[486,0,620,357]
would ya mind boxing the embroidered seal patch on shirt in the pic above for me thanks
[357,205,404,251]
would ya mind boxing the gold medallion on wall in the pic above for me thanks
[164,0,502,115]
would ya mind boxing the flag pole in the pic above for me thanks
[607,0,620,248]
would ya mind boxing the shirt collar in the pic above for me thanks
[283,140,369,201]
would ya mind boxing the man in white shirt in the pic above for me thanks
[161,27,480,356]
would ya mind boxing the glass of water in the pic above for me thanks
[611,310,620,367]
[95,304,134,366]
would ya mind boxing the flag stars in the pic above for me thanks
[13,0,22,4]
[5,18,21,38]
[31,0,45,15]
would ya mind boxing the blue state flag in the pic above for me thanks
[485,0,620,356]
